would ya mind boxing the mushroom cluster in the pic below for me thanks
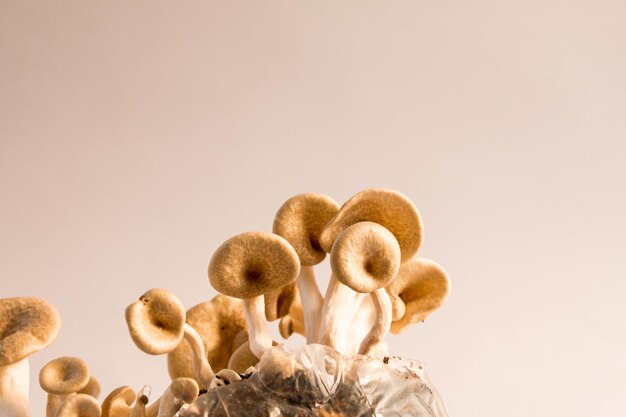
[0,188,451,417]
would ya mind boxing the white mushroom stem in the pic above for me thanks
[0,358,29,417]
[318,275,364,350]
[358,288,393,356]
[387,288,406,321]
[243,297,274,358]
[297,265,324,343]
[182,323,215,387]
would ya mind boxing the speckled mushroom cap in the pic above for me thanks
[167,295,246,382]
[55,393,101,417]
[125,288,186,355]
[319,188,423,262]
[330,222,401,293]
[0,297,61,366]
[264,281,298,322]
[272,193,340,266]
[168,377,199,404]
[387,258,451,334]
[208,232,301,299]
[39,356,90,395]
[101,386,135,417]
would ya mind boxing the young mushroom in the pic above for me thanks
[323,222,401,355]
[154,377,199,417]
[208,231,300,358]
[272,193,340,342]
[54,393,101,417]
[125,289,216,388]
[167,295,246,389]
[101,386,136,417]
[0,297,61,417]
[386,258,451,334]
[39,356,91,417]
[263,281,298,322]
[78,376,101,399]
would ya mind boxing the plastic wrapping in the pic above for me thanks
[180,344,449,417]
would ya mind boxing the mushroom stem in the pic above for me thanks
[182,323,215,388]
[358,288,393,356]
[296,265,324,343]
[0,358,29,417]
[243,297,274,358]
[46,394,74,417]
[317,275,364,351]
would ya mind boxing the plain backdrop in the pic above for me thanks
[1,1,625,416]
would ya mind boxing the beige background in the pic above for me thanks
[1,1,625,416]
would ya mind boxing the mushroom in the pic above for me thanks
[386,258,451,334]
[155,377,199,417]
[167,295,246,388]
[78,376,101,399]
[264,281,298,322]
[101,386,136,417]
[272,193,340,342]
[278,297,304,340]
[227,340,261,373]
[321,222,401,355]
[208,232,300,358]
[54,393,101,417]
[39,356,91,417]
[0,297,61,417]
[125,289,216,388]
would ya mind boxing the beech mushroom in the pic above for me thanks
[39,356,91,417]
[278,297,304,340]
[322,222,401,355]
[386,258,451,334]
[78,376,101,399]
[101,386,136,417]
[54,393,101,417]
[0,297,61,417]
[272,193,340,342]
[227,340,260,373]
[155,377,199,417]
[167,295,246,388]
[125,289,216,388]
[264,281,298,322]
[208,232,300,358]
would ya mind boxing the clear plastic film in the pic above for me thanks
[180,344,449,417]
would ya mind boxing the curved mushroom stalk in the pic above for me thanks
[0,297,61,417]
[317,275,364,350]
[296,265,324,342]
[358,288,393,356]
[242,297,274,358]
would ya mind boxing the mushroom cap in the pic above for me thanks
[330,222,401,293]
[272,193,340,266]
[278,296,304,339]
[168,377,199,404]
[227,341,260,374]
[264,281,298,322]
[125,288,186,355]
[231,329,249,351]
[167,295,246,383]
[388,258,451,334]
[78,376,101,398]
[319,188,423,261]
[0,297,61,366]
[208,232,301,299]
[39,356,90,395]
[55,393,101,417]
[101,386,135,417]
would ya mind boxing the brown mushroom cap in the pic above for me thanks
[55,393,101,417]
[0,297,61,366]
[101,386,135,417]
[264,281,298,322]
[319,188,423,262]
[125,288,186,355]
[227,341,260,374]
[167,295,246,383]
[168,377,199,404]
[78,376,101,398]
[208,232,301,299]
[388,258,451,334]
[39,356,90,395]
[330,222,401,293]
[272,193,340,266]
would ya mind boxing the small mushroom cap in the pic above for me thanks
[125,288,186,355]
[278,297,304,339]
[208,232,301,299]
[272,193,340,266]
[388,258,451,334]
[330,222,401,293]
[78,375,101,398]
[264,281,298,322]
[319,188,423,261]
[231,330,249,351]
[227,341,260,374]
[39,356,90,395]
[167,295,246,383]
[0,297,61,366]
[101,386,136,417]
[55,393,101,417]
[168,377,199,403]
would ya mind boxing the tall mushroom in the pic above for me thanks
[386,258,451,334]
[54,393,101,417]
[125,289,216,388]
[0,297,61,417]
[39,356,91,417]
[208,232,300,358]
[322,222,401,355]
[167,295,246,389]
[272,193,340,343]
